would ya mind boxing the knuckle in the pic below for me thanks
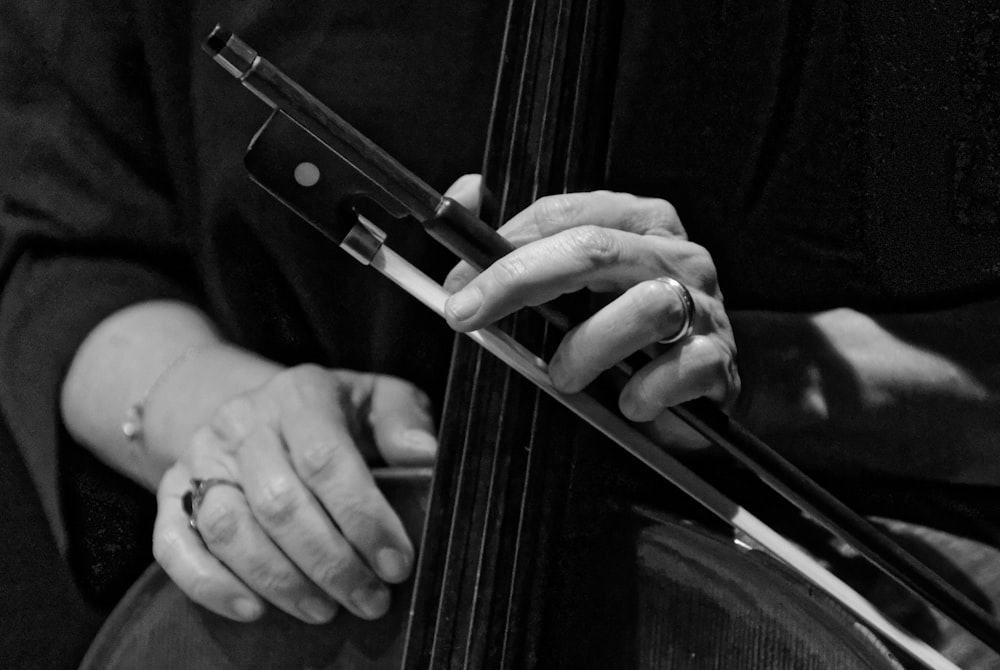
[708,301,732,335]
[248,563,300,595]
[645,198,685,236]
[268,364,327,402]
[188,426,220,457]
[534,193,579,228]
[491,254,529,289]
[650,198,679,223]
[211,396,257,439]
[296,441,340,483]
[284,363,327,385]
[686,334,718,365]
[252,479,301,527]
[314,551,359,591]
[688,336,731,396]
[331,494,380,535]
[685,241,711,263]
[708,351,732,387]
[197,502,241,546]
[567,225,620,268]
[688,246,719,289]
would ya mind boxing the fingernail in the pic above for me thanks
[351,583,391,619]
[619,395,640,421]
[298,597,337,623]
[444,173,478,198]
[442,274,465,293]
[402,429,436,456]
[547,355,570,391]
[376,547,411,582]
[446,289,481,322]
[232,597,263,621]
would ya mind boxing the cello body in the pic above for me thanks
[80,474,905,669]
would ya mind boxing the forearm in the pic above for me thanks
[60,300,281,490]
[730,303,1000,483]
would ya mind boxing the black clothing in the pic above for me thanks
[610,2,1000,311]
[0,0,505,556]
[0,418,103,669]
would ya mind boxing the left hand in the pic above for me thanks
[442,175,739,446]
[151,364,435,624]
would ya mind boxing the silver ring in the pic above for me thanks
[182,478,244,531]
[654,276,696,345]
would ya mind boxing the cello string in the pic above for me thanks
[496,0,560,665]
[455,0,542,665]
[427,9,530,645]
[427,346,482,667]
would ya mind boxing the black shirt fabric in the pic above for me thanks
[1,0,999,608]
[609,1,1000,312]
[0,0,505,561]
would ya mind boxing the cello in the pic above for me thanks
[79,1,1000,668]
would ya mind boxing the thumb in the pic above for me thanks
[366,375,438,466]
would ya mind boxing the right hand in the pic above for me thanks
[442,176,738,449]
[151,364,437,624]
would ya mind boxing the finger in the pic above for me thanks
[238,423,392,621]
[547,279,713,393]
[364,373,437,466]
[445,191,684,294]
[619,335,739,421]
[279,389,415,586]
[499,191,687,242]
[184,429,339,625]
[645,411,713,452]
[445,226,708,331]
[153,465,264,623]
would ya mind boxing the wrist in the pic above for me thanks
[122,342,220,445]
[140,343,282,481]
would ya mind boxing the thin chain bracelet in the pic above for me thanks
[122,343,217,447]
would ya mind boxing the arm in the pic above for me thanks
[60,300,280,490]
[731,301,1000,484]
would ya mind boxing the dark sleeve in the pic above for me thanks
[0,0,198,548]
